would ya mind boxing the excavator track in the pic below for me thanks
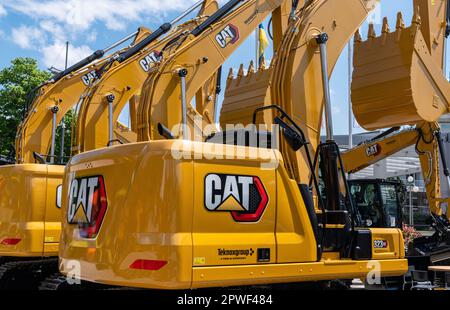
[39,273,124,290]
[39,273,77,290]
[0,258,58,290]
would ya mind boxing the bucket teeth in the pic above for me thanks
[410,5,421,37]
[226,68,234,88]
[237,63,245,78]
[396,12,405,30]
[259,56,267,71]
[227,68,234,80]
[368,23,376,39]
[354,29,362,43]
[412,5,421,25]
[248,61,255,75]
[382,17,390,34]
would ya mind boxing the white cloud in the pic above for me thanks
[41,42,93,69]
[4,0,209,69]
[2,0,198,31]
[39,20,66,42]
[86,31,98,44]
[11,25,46,49]
[0,5,7,17]
[10,24,93,69]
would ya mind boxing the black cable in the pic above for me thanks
[415,125,435,155]
[268,18,273,40]
[446,0,450,38]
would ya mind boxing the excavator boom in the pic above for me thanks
[15,27,152,164]
[72,0,220,153]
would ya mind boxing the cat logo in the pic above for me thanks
[215,24,240,48]
[204,173,268,222]
[139,51,161,72]
[366,143,381,157]
[81,70,99,86]
[67,175,107,239]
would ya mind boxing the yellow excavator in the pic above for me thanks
[57,0,422,290]
[0,1,218,288]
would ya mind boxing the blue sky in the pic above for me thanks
[0,0,440,135]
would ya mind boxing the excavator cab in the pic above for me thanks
[349,179,405,229]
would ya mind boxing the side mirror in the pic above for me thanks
[274,117,306,152]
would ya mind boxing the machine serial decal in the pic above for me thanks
[374,240,388,249]
[218,248,254,261]
[139,51,161,72]
[81,70,99,86]
[67,175,107,238]
[215,24,240,48]
[204,173,268,222]
[365,143,382,157]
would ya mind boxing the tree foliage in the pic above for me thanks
[0,58,51,157]
[54,109,75,164]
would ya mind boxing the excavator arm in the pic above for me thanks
[341,123,450,221]
[341,128,418,174]
[15,27,152,164]
[137,0,291,142]
[72,0,220,154]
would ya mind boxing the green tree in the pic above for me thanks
[54,109,75,164]
[0,58,51,158]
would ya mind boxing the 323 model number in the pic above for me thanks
[221,294,273,305]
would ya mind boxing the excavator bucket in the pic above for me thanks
[220,60,273,127]
[351,13,450,131]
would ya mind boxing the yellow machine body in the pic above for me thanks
[0,164,63,256]
[59,140,407,289]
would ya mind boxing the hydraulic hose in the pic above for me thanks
[117,0,205,63]
[191,0,244,37]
